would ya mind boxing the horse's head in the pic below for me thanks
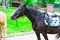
[11,4,26,20]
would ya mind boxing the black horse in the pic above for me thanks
[11,4,60,40]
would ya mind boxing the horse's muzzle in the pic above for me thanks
[11,17,16,20]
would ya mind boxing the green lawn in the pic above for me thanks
[0,5,33,35]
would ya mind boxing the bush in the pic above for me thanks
[24,0,36,6]
[40,0,55,7]
[45,0,55,4]
[9,0,12,6]
[40,0,46,7]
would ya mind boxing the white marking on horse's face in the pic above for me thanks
[10,8,18,17]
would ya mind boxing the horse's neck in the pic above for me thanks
[24,7,38,24]
[24,7,45,24]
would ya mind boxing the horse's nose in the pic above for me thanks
[11,16,16,20]
[11,17,14,20]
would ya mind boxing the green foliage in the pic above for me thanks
[9,0,12,4]
[36,0,41,6]
[8,0,12,6]
[39,0,55,7]
[24,0,36,6]
[40,0,46,7]
[45,0,55,4]
[55,0,60,3]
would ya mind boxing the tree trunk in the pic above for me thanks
[2,0,6,11]
[6,0,10,8]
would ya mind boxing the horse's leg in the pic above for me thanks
[2,24,6,40]
[35,31,41,40]
[59,33,60,37]
[42,32,48,40]
[56,33,60,39]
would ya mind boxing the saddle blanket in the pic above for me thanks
[44,17,60,26]
[44,12,60,27]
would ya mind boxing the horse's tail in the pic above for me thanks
[56,33,60,39]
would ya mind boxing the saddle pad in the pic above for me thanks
[44,17,60,27]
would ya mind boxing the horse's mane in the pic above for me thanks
[26,6,42,15]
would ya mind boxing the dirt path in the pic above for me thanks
[6,32,60,40]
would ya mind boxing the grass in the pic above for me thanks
[54,9,60,12]
[0,5,33,35]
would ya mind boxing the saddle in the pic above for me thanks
[44,12,60,27]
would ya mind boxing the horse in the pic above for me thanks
[0,11,6,40]
[11,4,60,40]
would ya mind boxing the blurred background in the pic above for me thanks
[0,0,60,35]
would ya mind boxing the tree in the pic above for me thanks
[45,0,55,4]
[55,0,60,3]
[6,0,10,8]
[24,0,36,7]
[2,0,6,11]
